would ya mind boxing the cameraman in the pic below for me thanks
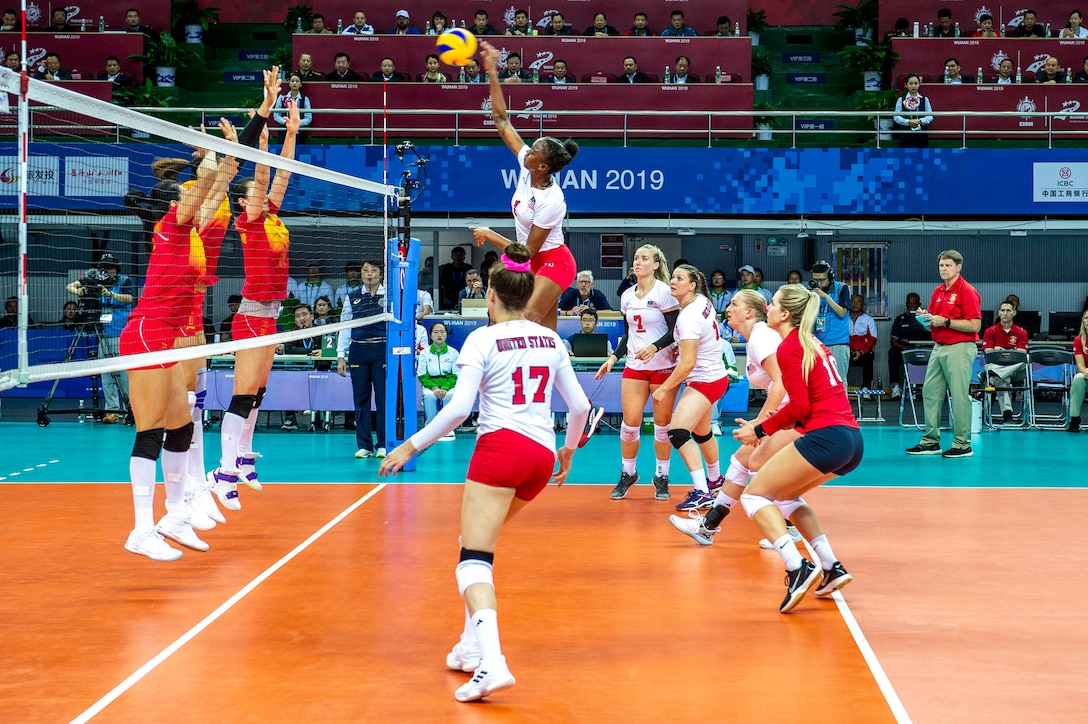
[65,253,135,423]
[808,260,852,378]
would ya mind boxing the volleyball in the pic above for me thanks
[436,28,478,66]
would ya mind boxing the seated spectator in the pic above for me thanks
[1035,56,1065,83]
[506,9,534,36]
[1068,310,1088,431]
[543,59,573,84]
[943,57,972,83]
[563,308,614,356]
[990,58,1015,83]
[786,269,803,285]
[417,321,459,439]
[884,17,911,43]
[33,53,72,81]
[472,10,496,36]
[973,13,998,37]
[272,73,313,134]
[342,11,374,35]
[296,52,324,81]
[123,9,155,42]
[625,12,655,37]
[296,262,336,306]
[389,9,421,35]
[1060,9,1088,38]
[219,294,241,342]
[934,8,956,37]
[97,56,134,87]
[458,268,486,302]
[479,250,499,289]
[1076,55,1088,83]
[1010,10,1046,37]
[279,304,323,431]
[672,55,699,84]
[585,12,620,37]
[661,10,697,37]
[438,246,470,309]
[55,301,80,331]
[982,301,1030,423]
[463,58,485,82]
[372,57,409,82]
[848,294,878,392]
[5,50,19,70]
[713,15,735,36]
[1,295,35,328]
[329,52,363,82]
[2,8,18,32]
[498,52,533,82]
[619,56,651,84]
[559,270,613,316]
[416,286,433,321]
[45,7,75,32]
[307,13,333,34]
[544,13,572,35]
[336,262,363,307]
[429,11,449,35]
[313,295,337,326]
[418,53,449,82]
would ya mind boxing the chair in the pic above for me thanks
[718,71,743,83]
[981,350,1032,429]
[581,72,616,84]
[1029,347,1075,429]
[899,347,931,428]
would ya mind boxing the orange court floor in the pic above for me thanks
[0,422,1085,723]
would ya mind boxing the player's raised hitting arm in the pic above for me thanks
[268,101,300,208]
[480,40,525,156]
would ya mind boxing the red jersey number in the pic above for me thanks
[631,314,646,333]
[511,366,550,404]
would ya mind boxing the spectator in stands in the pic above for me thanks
[439,246,470,309]
[472,9,496,36]
[619,56,651,83]
[585,12,620,37]
[884,17,911,43]
[1068,310,1088,431]
[417,321,459,439]
[419,53,449,82]
[97,56,134,87]
[713,15,735,36]
[498,52,533,82]
[1076,55,1088,82]
[372,57,409,82]
[625,12,655,36]
[543,59,573,84]
[463,58,485,82]
[272,73,313,138]
[313,295,337,325]
[46,7,75,32]
[296,52,324,81]
[416,286,433,320]
[4,50,19,69]
[888,292,929,398]
[672,55,699,83]
[934,8,956,37]
[343,11,374,35]
[389,9,421,35]
[545,12,572,35]
[661,10,697,37]
[1004,293,1020,310]
[559,270,612,316]
[1,296,34,328]
[1011,10,1047,37]
[1035,56,1065,83]
[734,264,771,304]
[429,11,449,35]
[330,52,363,81]
[336,262,363,307]
[507,9,534,36]
[56,301,80,331]
[33,53,71,81]
[1060,9,1088,38]
[990,58,1015,83]
[981,300,1030,423]
[479,250,499,289]
[973,13,998,37]
[420,256,435,289]
[563,308,614,356]
[849,294,878,393]
[943,57,971,83]
[308,14,333,34]
[123,8,155,42]
[280,304,322,431]
[894,73,933,147]
[296,262,336,306]
[219,294,242,342]
[786,269,803,285]
[2,9,18,32]
[459,268,486,301]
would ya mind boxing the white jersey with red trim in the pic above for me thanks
[620,279,679,371]
[511,145,567,254]
[456,319,572,446]
[745,321,783,392]
[675,294,727,383]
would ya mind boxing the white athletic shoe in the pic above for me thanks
[668,514,719,546]
[208,468,242,511]
[376,447,387,459]
[125,528,182,561]
[355,448,373,459]
[711,422,723,436]
[446,641,482,672]
[194,481,227,524]
[454,658,516,702]
[157,512,209,552]
[236,452,262,491]
[759,520,804,549]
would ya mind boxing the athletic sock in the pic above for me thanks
[810,534,837,570]
[774,533,804,570]
[470,608,503,666]
[713,491,738,509]
[460,606,478,648]
[187,394,205,488]
[161,449,187,512]
[621,457,637,475]
[655,458,670,477]
[129,457,157,531]
[689,468,708,493]
[706,460,721,480]
[219,412,246,471]
[238,405,260,459]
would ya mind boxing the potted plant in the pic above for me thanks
[753,101,779,141]
[128,31,203,87]
[746,9,769,46]
[752,48,775,90]
[855,89,899,140]
[284,4,314,33]
[114,78,173,108]
[172,0,220,43]
[836,39,899,91]
[269,44,293,79]
[833,0,879,44]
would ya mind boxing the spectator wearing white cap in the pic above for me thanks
[389,9,421,34]
[733,264,772,305]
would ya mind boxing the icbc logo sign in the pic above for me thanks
[1060,167,1072,179]
[1057,167,1075,186]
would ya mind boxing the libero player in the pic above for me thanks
[468,40,579,332]
[379,244,591,703]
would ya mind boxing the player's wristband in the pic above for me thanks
[754,423,767,439]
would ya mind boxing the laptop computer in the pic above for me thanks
[460,299,489,318]
[569,333,610,358]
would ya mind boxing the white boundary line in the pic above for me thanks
[69,483,388,724]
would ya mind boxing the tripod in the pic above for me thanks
[37,319,132,427]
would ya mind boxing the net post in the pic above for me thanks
[385,235,419,472]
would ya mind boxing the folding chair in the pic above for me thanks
[899,347,954,430]
[981,350,1032,429]
[1029,347,1075,429]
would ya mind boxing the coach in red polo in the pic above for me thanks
[906,249,982,458]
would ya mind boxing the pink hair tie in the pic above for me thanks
[501,254,532,273]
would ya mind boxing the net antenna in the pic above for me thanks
[0,69,402,390]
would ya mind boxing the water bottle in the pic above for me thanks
[461,19,466,28]
[954,21,960,36]
[80,18,87,31]
[532,67,539,83]
[913,21,919,38]
[78,400,85,423]
[337,18,343,33]
[1046,22,1051,37]
[459,66,466,82]
[715,65,722,84]
[426,20,432,34]
[927,22,934,37]
[664,65,670,83]
[296,17,302,33]
[1067,68,1073,83]
[1000,23,1006,36]
[734,21,740,36]
[977,66,983,83]
[1016,66,1022,83]
[98,15,104,32]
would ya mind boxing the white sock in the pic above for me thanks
[714,491,738,509]
[706,460,721,481]
[689,467,708,493]
[161,449,187,512]
[130,457,157,531]
[774,533,804,570]
[220,412,246,472]
[470,608,503,666]
[621,457,637,475]
[187,395,205,489]
[238,405,260,459]
[460,606,478,648]
[810,534,837,570]
[655,458,670,477]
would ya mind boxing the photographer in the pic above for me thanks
[65,253,135,423]
[807,260,852,378]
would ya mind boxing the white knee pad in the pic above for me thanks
[455,559,494,597]
[774,497,807,519]
[620,422,641,443]
[725,454,750,487]
[739,492,775,519]
[654,424,670,443]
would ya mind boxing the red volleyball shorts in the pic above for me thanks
[466,429,556,502]
[232,313,278,340]
[688,376,730,404]
[119,316,184,369]
[622,366,674,385]
[531,245,577,290]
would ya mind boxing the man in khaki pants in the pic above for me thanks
[906,250,982,458]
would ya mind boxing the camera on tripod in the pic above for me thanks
[78,267,112,323]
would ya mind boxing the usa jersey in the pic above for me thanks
[129,206,202,328]
[762,330,858,435]
[236,200,290,302]
[675,294,727,383]
[511,145,566,254]
[620,279,679,371]
[457,319,572,449]
[745,321,783,393]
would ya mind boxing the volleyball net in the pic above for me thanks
[0,68,420,392]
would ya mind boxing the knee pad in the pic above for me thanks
[725,455,750,487]
[131,428,165,461]
[194,367,207,394]
[456,549,495,597]
[774,497,807,520]
[739,492,774,519]
[163,422,194,453]
[227,394,257,419]
[667,428,691,450]
[653,424,670,443]
[692,430,713,444]
[254,386,267,408]
[619,422,640,443]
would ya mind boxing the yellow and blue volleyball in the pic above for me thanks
[436,28,478,66]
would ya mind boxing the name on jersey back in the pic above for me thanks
[495,335,557,352]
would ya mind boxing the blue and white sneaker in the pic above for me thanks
[208,468,241,511]
[675,489,715,512]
